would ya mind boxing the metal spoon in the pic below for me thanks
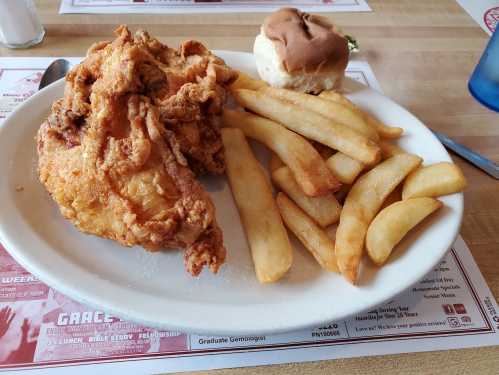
[38,59,71,91]
[432,130,499,179]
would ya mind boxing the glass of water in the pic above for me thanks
[0,0,45,49]
[468,28,499,112]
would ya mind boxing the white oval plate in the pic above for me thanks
[0,51,462,335]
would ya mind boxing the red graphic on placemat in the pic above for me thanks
[0,301,45,365]
[0,306,15,339]
[453,304,467,314]
[0,245,47,364]
[442,304,455,315]
[0,245,49,302]
[484,6,499,33]
[34,290,189,362]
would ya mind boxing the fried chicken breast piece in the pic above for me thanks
[37,26,237,275]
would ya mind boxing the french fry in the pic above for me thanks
[269,152,284,173]
[367,117,404,139]
[276,193,339,272]
[260,86,379,141]
[272,167,342,227]
[335,154,422,283]
[366,198,442,265]
[379,140,406,159]
[326,152,364,184]
[402,162,467,199]
[319,90,356,109]
[223,109,341,196]
[222,128,293,283]
[319,90,403,139]
[232,89,381,166]
[230,71,267,91]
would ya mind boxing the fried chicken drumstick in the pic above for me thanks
[37,26,237,275]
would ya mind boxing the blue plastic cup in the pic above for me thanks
[468,27,499,112]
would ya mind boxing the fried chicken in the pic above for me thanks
[37,26,237,275]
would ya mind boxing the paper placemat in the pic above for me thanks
[456,0,498,35]
[59,0,371,14]
[0,57,498,374]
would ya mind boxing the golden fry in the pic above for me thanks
[272,167,342,227]
[318,90,356,109]
[223,109,340,196]
[230,71,267,91]
[402,162,467,199]
[319,90,403,139]
[368,118,404,139]
[326,152,364,184]
[222,128,293,283]
[269,152,284,173]
[276,193,339,272]
[261,86,379,141]
[366,198,442,265]
[232,89,381,165]
[335,154,422,283]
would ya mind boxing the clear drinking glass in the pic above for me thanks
[0,0,45,49]
[468,28,499,112]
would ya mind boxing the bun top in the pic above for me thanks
[263,8,349,74]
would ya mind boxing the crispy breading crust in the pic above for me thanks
[37,26,237,275]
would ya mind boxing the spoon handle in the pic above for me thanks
[432,131,499,179]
